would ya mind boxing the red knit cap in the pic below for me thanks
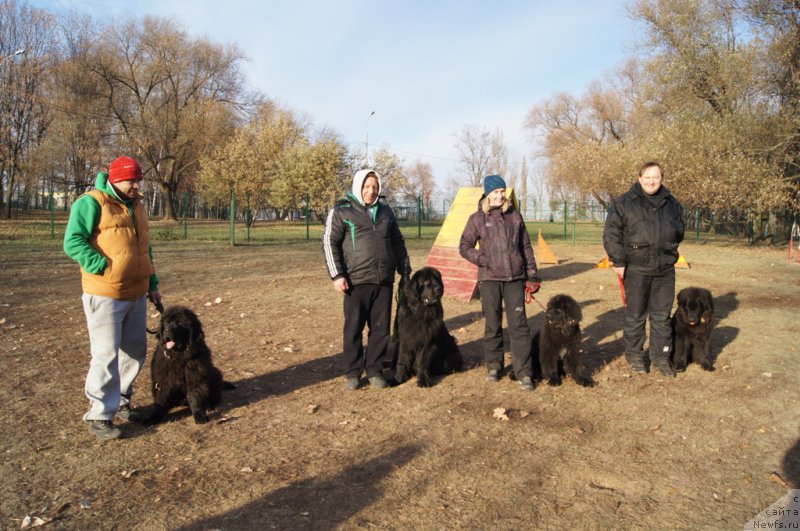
[108,156,143,184]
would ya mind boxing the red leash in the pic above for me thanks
[525,284,546,311]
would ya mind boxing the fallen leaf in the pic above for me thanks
[240,466,253,473]
[571,426,585,434]
[214,297,222,304]
[20,516,47,529]
[519,410,531,419]
[121,469,139,479]
[0,318,6,325]
[204,302,212,307]
[769,472,788,487]
[79,499,91,510]
[493,407,509,421]
[762,372,773,378]
[649,423,662,432]
[307,404,319,414]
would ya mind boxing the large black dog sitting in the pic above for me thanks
[671,287,715,372]
[143,305,233,425]
[538,294,595,387]
[394,267,462,387]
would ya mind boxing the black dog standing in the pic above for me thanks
[671,287,715,372]
[538,294,595,387]
[394,267,463,387]
[144,305,233,425]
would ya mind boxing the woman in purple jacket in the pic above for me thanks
[459,175,541,391]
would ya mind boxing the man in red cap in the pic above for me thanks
[64,156,162,439]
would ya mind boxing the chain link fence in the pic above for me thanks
[3,187,797,247]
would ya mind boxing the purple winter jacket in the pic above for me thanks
[459,199,538,282]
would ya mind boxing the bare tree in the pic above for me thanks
[399,159,436,216]
[0,0,55,218]
[489,127,510,179]
[88,16,246,219]
[453,124,492,186]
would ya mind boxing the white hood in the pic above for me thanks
[351,169,382,206]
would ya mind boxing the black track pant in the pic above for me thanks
[342,284,392,379]
[479,279,533,379]
[623,269,675,364]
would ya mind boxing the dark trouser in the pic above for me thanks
[479,280,533,379]
[623,269,675,366]
[342,284,392,379]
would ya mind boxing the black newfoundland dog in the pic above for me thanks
[394,267,463,387]
[671,287,715,372]
[143,305,233,425]
[537,294,595,387]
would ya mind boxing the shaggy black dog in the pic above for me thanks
[394,267,462,387]
[143,305,233,425]
[538,294,595,387]
[671,287,715,372]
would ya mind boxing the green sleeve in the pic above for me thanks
[148,243,159,292]
[63,194,107,274]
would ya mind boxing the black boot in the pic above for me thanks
[650,346,676,378]
[625,351,649,374]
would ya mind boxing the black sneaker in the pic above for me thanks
[116,404,143,422]
[653,362,676,378]
[626,357,649,374]
[486,369,500,382]
[87,420,122,440]
[518,376,534,391]
[368,375,388,389]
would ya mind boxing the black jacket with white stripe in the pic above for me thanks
[322,194,410,286]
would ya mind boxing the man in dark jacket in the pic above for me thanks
[603,161,684,377]
[459,175,541,391]
[323,169,410,390]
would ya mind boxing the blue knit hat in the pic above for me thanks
[483,174,506,195]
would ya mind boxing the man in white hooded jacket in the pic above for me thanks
[323,169,410,390]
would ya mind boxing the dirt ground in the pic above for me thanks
[1,234,798,530]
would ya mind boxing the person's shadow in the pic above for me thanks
[782,434,800,488]
[177,443,422,530]
[538,259,596,282]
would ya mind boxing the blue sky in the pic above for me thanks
[32,0,635,189]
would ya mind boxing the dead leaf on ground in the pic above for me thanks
[20,515,47,529]
[493,407,509,421]
[240,466,253,473]
[769,472,788,487]
[307,404,319,414]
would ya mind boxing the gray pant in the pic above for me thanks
[81,294,147,421]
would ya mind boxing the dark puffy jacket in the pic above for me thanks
[603,182,684,276]
[323,195,409,286]
[459,200,538,282]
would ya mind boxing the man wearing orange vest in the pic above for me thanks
[64,156,162,439]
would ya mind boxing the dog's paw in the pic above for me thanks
[193,412,210,424]
[547,377,562,387]
[700,363,715,372]
[576,376,596,388]
[417,374,433,388]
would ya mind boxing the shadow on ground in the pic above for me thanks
[178,443,422,530]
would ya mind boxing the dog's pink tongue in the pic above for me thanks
[165,340,176,350]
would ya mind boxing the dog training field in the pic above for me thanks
[1,232,798,529]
